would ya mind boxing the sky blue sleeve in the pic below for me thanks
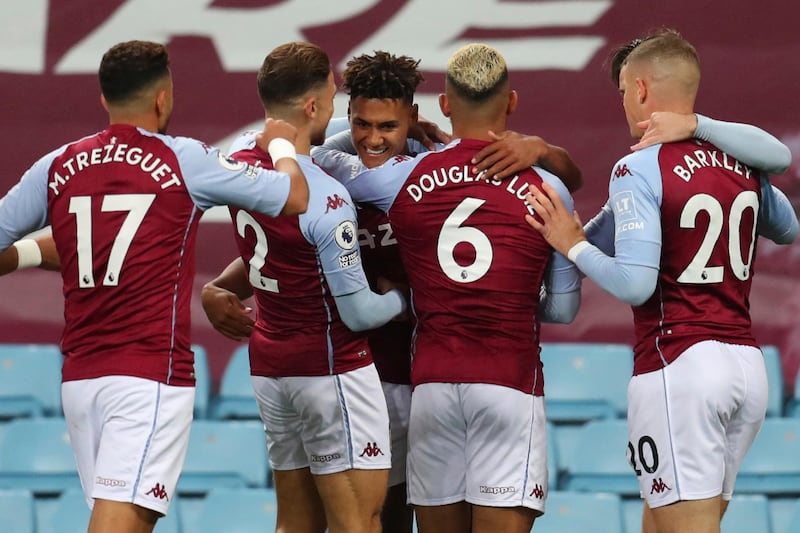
[302,177,369,297]
[757,176,799,244]
[572,149,662,306]
[170,135,290,216]
[324,116,351,139]
[334,287,406,332]
[538,171,581,322]
[0,149,59,250]
[583,201,616,256]
[310,130,365,183]
[694,114,792,175]
[346,155,422,212]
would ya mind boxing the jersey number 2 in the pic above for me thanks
[236,210,279,292]
[68,194,155,288]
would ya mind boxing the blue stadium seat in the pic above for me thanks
[0,418,80,493]
[560,419,639,496]
[621,498,642,533]
[762,345,785,417]
[721,494,771,533]
[211,345,259,420]
[737,417,800,494]
[545,422,558,490]
[786,365,800,418]
[0,489,34,533]
[196,488,278,533]
[0,343,62,419]
[178,419,268,494]
[540,343,633,423]
[192,344,210,419]
[552,423,584,477]
[771,497,800,533]
[534,491,623,533]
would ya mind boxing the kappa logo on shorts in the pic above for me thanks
[359,442,385,457]
[145,482,170,501]
[650,477,672,494]
[480,485,516,495]
[311,453,342,463]
[96,476,126,488]
[528,483,544,499]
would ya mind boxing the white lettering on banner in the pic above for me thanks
[0,0,48,73]
[0,0,612,74]
[341,0,613,72]
[55,0,376,73]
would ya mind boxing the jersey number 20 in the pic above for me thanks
[677,191,758,284]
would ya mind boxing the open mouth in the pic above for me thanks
[364,146,389,156]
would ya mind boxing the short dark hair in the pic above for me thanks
[607,28,699,85]
[98,41,170,104]
[257,42,331,108]
[342,51,423,104]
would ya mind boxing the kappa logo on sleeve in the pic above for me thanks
[613,163,633,179]
[334,220,357,250]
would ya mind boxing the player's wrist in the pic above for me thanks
[13,239,43,270]
[268,138,297,163]
[567,240,591,263]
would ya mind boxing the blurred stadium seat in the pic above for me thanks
[737,417,800,494]
[0,344,62,419]
[771,496,800,533]
[178,419,268,495]
[552,423,585,478]
[762,345,785,417]
[196,488,278,533]
[0,489,34,533]
[720,494,771,533]
[0,418,80,493]
[534,491,623,533]
[621,498,641,533]
[560,419,639,496]
[786,365,800,418]
[539,343,633,423]
[545,422,558,490]
[192,344,210,419]
[211,345,259,420]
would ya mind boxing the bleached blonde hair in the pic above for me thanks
[446,43,508,102]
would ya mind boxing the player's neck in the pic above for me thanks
[107,112,158,134]
[452,119,507,142]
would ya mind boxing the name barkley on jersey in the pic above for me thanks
[403,161,536,215]
[49,138,182,196]
[671,147,753,182]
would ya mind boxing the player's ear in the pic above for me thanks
[506,90,518,115]
[438,94,450,117]
[635,77,647,104]
[155,89,167,115]
[346,101,352,121]
[410,103,419,123]
[304,96,316,119]
[100,94,109,112]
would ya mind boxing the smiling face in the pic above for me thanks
[349,96,416,169]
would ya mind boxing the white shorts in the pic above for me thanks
[62,376,194,515]
[252,363,391,475]
[407,383,548,513]
[627,340,768,508]
[382,382,411,487]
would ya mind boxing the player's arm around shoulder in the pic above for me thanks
[757,176,799,244]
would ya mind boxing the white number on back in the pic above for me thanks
[437,197,493,283]
[676,191,758,284]
[235,210,279,292]
[68,194,155,288]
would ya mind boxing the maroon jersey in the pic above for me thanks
[47,127,197,385]
[357,204,412,385]
[229,143,372,377]
[355,139,569,394]
[631,140,761,373]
